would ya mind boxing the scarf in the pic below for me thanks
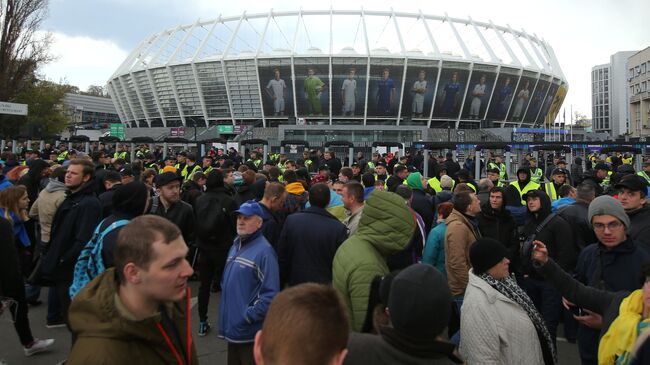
[0,208,30,247]
[480,273,557,365]
[598,289,647,365]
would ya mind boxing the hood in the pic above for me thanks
[285,182,305,195]
[250,179,267,201]
[113,181,149,218]
[68,180,97,198]
[45,179,67,193]
[527,190,552,221]
[69,269,176,342]
[355,190,416,256]
[446,209,478,230]
[516,167,531,185]
[406,172,424,190]
[26,159,50,181]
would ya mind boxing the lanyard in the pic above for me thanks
[156,288,192,365]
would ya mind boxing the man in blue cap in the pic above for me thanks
[219,200,280,365]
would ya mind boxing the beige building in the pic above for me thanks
[628,46,650,138]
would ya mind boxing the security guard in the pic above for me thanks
[174,151,188,177]
[246,151,262,170]
[201,155,214,175]
[57,144,69,162]
[622,153,633,165]
[528,158,544,184]
[184,153,202,182]
[505,167,541,206]
[487,155,508,185]
[544,168,568,201]
[113,145,128,161]
[374,161,390,186]
[486,168,505,187]
[428,166,454,193]
[638,162,650,185]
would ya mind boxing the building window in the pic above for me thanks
[642,63,647,74]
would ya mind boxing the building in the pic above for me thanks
[107,10,567,145]
[592,51,637,138]
[63,93,120,129]
[628,46,650,138]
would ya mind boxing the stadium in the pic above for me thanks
[107,9,568,145]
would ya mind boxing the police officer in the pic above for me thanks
[544,168,568,201]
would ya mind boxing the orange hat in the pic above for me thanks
[162,166,177,173]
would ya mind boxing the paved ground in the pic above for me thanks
[0,281,580,364]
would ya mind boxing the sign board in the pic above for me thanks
[457,130,465,143]
[109,123,125,140]
[289,144,298,154]
[218,125,234,134]
[170,127,185,137]
[296,118,306,125]
[0,101,28,116]
[233,125,244,134]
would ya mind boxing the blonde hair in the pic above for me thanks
[0,185,29,222]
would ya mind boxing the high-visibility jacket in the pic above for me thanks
[488,162,508,183]
[544,182,563,201]
[203,166,214,175]
[185,164,202,182]
[427,177,455,193]
[622,157,633,165]
[529,167,544,184]
[601,171,613,188]
[638,171,650,185]
[374,174,390,188]
[57,150,69,162]
[247,159,262,169]
[114,151,128,160]
[510,180,541,205]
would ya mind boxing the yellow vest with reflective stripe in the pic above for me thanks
[114,151,127,160]
[601,171,612,188]
[544,182,561,201]
[427,177,455,193]
[57,151,68,162]
[530,167,543,184]
[185,164,202,182]
[622,157,633,165]
[511,180,541,205]
[638,171,650,184]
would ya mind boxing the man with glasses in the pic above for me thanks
[570,195,650,365]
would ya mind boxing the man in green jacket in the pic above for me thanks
[67,215,198,365]
[332,190,416,331]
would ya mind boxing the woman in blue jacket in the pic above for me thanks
[422,202,454,277]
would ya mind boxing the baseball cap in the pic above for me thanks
[486,168,500,174]
[351,162,359,167]
[551,168,567,175]
[594,162,610,171]
[120,165,134,177]
[162,165,177,174]
[155,171,182,187]
[234,200,264,217]
[176,151,188,157]
[376,161,387,168]
[615,174,648,192]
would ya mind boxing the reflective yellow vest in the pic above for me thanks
[114,151,127,160]
[510,180,541,205]
[530,167,544,184]
[622,157,633,165]
[638,171,650,185]
[427,177,455,193]
[185,164,202,182]
[57,151,68,162]
[544,182,561,201]
[601,171,613,188]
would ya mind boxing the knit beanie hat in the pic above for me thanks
[440,175,453,189]
[388,264,451,338]
[587,195,630,231]
[469,238,508,275]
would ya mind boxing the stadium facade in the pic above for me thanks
[107,10,567,132]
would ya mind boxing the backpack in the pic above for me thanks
[194,193,227,241]
[69,218,129,298]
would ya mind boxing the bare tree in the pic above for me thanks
[0,0,53,101]
[85,84,106,97]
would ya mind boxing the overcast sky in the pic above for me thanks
[40,0,650,120]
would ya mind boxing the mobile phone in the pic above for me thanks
[570,306,584,317]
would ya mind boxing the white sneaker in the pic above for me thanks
[23,338,54,356]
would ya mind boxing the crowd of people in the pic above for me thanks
[1,141,650,364]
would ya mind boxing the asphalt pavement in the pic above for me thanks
[0,282,580,364]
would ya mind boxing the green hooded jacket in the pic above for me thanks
[332,190,416,331]
[406,171,424,190]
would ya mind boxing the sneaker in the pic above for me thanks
[46,319,67,329]
[198,321,211,336]
[24,338,55,356]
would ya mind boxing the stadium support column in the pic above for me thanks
[475,149,481,180]
[505,150,512,183]
[423,149,430,178]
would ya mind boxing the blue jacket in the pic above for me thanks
[0,175,12,192]
[423,221,447,277]
[551,197,575,213]
[218,230,280,343]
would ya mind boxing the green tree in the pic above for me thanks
[0,78,73,137]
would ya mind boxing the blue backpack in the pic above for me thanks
[69,219,129,298]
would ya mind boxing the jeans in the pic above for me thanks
[47,288,62,322]
[198,249,229,322]
[227,342,255,365]
[450,295,464,346]
[517,275,562,345]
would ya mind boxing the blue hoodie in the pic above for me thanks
[0,175,12,192]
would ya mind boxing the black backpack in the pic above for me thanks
[194,193,226,241]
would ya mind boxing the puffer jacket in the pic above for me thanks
[332,190,416,331]
[29,179,67,243]
[460,270,545,365]
[67,269,198,365]
[444,209,481,296]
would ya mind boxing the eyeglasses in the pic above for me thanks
[593,221,624,232]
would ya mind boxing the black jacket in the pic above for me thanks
[627,205,650,250]
[557,201,597,252]
[410,189,435,233]
[521,190,575,276]
[277,206,348,286]
[345,332,460,365]
[259,202,282,249]
[98,184,122,218]
[477,202,518,261]
[151,197,195,244]
[181,180,203,207]
[386,175,404,193]
[444,159,460,180]
[194,187,239,251]
[235,184,256,206]
[580,171,605,197]
[0,217,22,297]
[193,187,238,251]
[43,181,102,281]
